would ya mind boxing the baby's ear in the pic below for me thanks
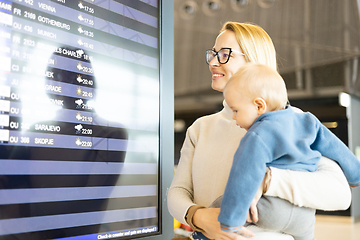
[253,98,267,115]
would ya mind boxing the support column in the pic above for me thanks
[346,95,360,223]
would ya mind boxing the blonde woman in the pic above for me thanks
[168,22,351,240]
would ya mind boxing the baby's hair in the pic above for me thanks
[226,63,288,111]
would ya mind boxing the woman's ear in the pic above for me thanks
[253,98,267,115]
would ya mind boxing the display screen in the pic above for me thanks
[0,0,161,239]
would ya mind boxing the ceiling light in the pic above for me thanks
[257,0,276,8]
[202,0,222,16]
[230,0,251,12]
[179,1,198,20]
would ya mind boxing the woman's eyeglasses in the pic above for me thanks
[205,48,244,65]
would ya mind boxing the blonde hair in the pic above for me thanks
[220,22,277,71]
[226,63,288,111]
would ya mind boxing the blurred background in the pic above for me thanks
[172,0,360,237]
[173,0,360,174]
[174,0,360,115]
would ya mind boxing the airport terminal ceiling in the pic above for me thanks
[174,0,360,116]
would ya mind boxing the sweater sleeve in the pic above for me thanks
[167,127,197,224]
[266,156,351,210]
[312,123,360,186]
[218,132,270,232]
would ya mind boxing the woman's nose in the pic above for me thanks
[209,56,220,67]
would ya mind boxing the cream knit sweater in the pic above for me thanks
[168,101,351,230]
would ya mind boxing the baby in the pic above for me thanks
[217,63,360,239]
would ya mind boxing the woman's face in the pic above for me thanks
[209,30,247,92]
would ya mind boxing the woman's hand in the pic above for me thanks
[193,208,254,240]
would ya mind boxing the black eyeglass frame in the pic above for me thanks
[205,48,244,65]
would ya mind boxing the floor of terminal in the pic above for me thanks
[315,215,360,240]
[173,215,360,240]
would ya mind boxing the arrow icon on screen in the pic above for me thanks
[75,124,83,132]
[75,124,83,134]
[76,87,82,96]
[76,112,82,121]
[77,62,83,70]
[78,26,84,34]
[77,75,83,83]
[75,99,83,106]
[75,137,82,146]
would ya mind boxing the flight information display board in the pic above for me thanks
[0,0,161,239]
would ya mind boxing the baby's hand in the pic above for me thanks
[247,182,263,223]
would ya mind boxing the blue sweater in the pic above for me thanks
[218,106,360,232]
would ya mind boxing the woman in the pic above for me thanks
[168,22,351,240]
